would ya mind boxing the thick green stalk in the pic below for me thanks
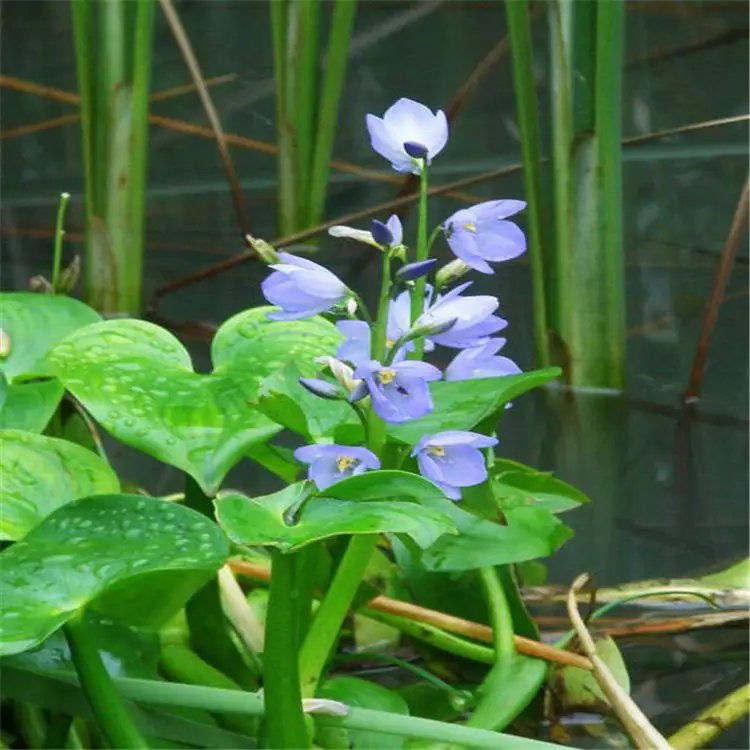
[125,0,156,313]
[51,192,71,291]
[409,165,430,352]
[505,0,549,367]
[291,0,320,225]
[64,613,148,749]
[298,535,378,697]
[264,550,309,748]
[270,0,297,234]
[307,0,357,225]
[594,0,625,389]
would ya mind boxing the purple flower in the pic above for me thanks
[294,444,380,491]
[366,98,449,175]
[443,200,527,274]
[262,252,348,320]
[412,431,498,500]
[415,282,507,349]
[335,288,433,367]
[444,339,522,381]
[354,360,441,423]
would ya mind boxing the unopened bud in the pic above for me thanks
[407,316,458,342]
[346,297,358,317]
[316,356,361,393]
[435,259,470,288]
[328,225,376,247]
[0,328,10,359]
[246,234,279,264]
[348,380,369,403]
[403,141,429,159]
[370,219,394,247]
[396,258,438,283]
[299,377,342,400]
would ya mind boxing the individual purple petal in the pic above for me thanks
[396,259,438,282]
[336,320,372,367]
[371,219,394,247]
[445,340,522,381]
[471,199,526,221]
[299,377,341,400]
[385,215,403,246]
[403,141,429,159]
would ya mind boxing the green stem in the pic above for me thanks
[51,192,71,291]
[367,250,392,454]
[64,613,148,749]
[505,0,550,367]
[361,607,495,664]
[264,550,309,748]
[409,165,430,358]
[298,534,379,697]
[7,668,566,750]
[478,566,515,658]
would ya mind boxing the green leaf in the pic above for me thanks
[387,369,560,444]
[214,483,456,553]
[550,636,629,714]
[323,470,447,503]
[0,494,229,655]
[468,653,547,731]
[0,292,100,381]
[0,429,120,540]
[318,676,409,749]
[0,378,64,432]
[415,499,573,572]
[46,310,342,494]
[246,441,300,483]
[491,460,591,514]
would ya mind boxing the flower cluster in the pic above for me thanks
[261,97,526,499]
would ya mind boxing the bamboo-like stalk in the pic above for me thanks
[505,0,550,368]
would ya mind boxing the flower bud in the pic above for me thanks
[299,377,342,400]
[395,258,438,282]
[316,356,361,393]
[370,219,394,247]
[348,380,370,403]
[435,258,470,288]
[403,141,429,159]
[246,234,280,264]
[328,225,376,246]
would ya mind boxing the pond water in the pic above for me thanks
[1,1,748,745]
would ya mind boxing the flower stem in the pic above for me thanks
[51,192,71,292]
[367,250,392,454]
[409,164,430,358]
[64,613,148,749]
[264,549,310,748]
[478,567,515,657]
[298,534,379,697]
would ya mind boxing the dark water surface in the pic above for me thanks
[2,1,748,745]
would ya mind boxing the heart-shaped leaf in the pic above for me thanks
[387,369,560,445]
[0,292,99,381]
[215,483,456,552]
[0,494,229,656]
[46,310,341,493]
[0,430,120,540]
[413,498,572,572]
[0,378,63,432]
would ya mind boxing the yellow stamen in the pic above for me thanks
[336,456,356,472]
[464,222,477,233]
[377,368,397,385]
[386,338,395,349]
[427,445,446,457]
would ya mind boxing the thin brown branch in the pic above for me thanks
[684,177,749,401]
[149,72,238,102]
[0,74,80,104]
[566,574,671,750]
[228,559,592,672]
[159,0,252,236]
[622,114,750,147]
[0,113,79,141]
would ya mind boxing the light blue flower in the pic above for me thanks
[412,430,498,500]
[353,359,441,423]
[294,444,380,490]
[444,339,521,381]
[336,288,434,367]
[262,252,347,320]
[443,200,526,274]
[414,282,507,349]
[366,98,449,174]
